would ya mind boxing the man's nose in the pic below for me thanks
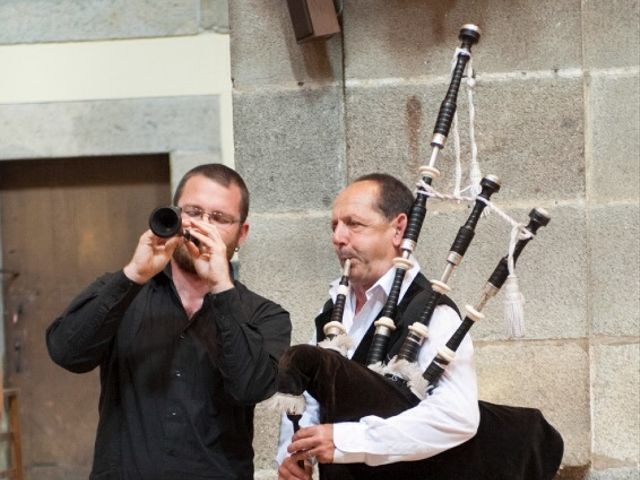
[332,222,348,246]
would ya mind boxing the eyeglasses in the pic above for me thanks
[181,205,241,226]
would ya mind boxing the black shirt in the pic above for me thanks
[46,268,291,480]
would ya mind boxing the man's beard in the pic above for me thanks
[172,237,239,275]
[173,243,197,274]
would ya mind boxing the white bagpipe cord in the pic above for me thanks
[417,181,533,338]
[466,58,483,197]
[449,51,483,199]
[450,48,464,198]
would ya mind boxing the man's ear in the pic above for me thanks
[392,213,408,247]
[238,222,250,247]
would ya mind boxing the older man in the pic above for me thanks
[277,173,479,480]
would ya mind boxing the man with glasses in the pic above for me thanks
[47,164,292,480]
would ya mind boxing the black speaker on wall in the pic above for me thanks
[286,0,341,43]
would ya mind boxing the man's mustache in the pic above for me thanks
[337,250,361,264]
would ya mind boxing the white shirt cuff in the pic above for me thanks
[332,422,367,464]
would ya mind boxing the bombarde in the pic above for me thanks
[413,207,551,398]
[366,24,482,367]
[148,206,199,245]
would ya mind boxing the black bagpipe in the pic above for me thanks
[271,24,563,480]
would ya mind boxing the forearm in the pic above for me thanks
[46,271,142,372]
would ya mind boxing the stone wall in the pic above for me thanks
[230,1,639,478]
[0,0,637,478]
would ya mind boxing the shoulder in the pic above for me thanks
[233,280,289,317]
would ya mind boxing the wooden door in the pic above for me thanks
[0,155,170,480]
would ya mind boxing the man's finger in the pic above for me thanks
[288,437,316,454]
[292,425,318,440]
[278,456,309,480]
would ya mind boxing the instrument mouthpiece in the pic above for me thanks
[342,259,351,277]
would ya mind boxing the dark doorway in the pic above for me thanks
[0,155,170,479]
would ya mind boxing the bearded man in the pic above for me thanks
[47,164,291,480]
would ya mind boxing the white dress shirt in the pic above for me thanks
[276,260,480,467]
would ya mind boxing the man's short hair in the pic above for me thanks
[173,164,250,222]
[353,173,414,220]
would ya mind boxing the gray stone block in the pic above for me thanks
[0,96,219,160]
[229,0,343,88]
[475,341,590,466]
[588,467,640,479]
[342,0,582,80]
[591,342,640,467]
[169,151,223,193]
[254,469,278,480]
[346,74,585,204]
[237,212,337,345]
[588,74,640,203]
[0,0,199,44]
[582,0,640,69]
[252,402,281,473]
[414,204,588,340]
[202,0,229,33]
[590,204,640,336]
[233,87,346,213]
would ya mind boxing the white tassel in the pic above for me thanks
[262,392,306,415]
[367,361,386,375]
[318,334,354,356]
[384,357,423,382]
[504,274,525,338]
[407,375,428,400]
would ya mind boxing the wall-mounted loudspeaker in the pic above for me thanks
[286,0,341,43]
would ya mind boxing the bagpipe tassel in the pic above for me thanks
[504,273,525,338]
[318,333,354,357]
[262,392,306,416]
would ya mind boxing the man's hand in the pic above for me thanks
[123,230,181,284]
[278,456,313,480]
[182,218,234,293]
[288,424,335,464]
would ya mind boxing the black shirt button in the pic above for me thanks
[175,369,182,378]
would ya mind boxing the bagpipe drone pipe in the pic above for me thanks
[269,24,564,480]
